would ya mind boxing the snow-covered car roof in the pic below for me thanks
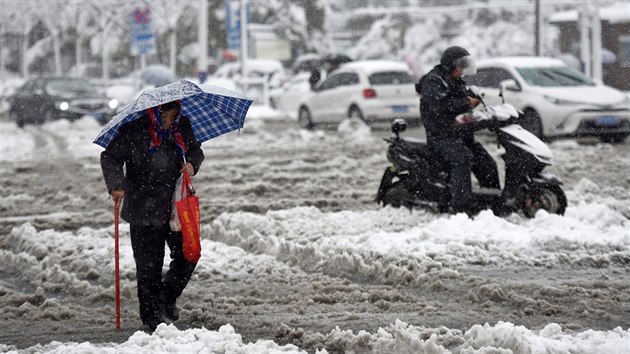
[477,56,567,68]
[215,59,285,77]
[338,60,412,75]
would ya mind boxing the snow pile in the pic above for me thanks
[1,92,629,353]
[314,320,629,353]
[207,203,630,284]
[1,324,309,354]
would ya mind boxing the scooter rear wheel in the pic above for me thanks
[517,185,567,218]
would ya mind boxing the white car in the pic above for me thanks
[269,72,311,119]
[212,59,287,88]
[466,57,630,143]
[297,60,420,129]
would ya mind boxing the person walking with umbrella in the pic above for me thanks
[95,80,252,331]
[100,99,203,331]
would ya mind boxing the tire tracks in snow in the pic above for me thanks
[0,124,111,233]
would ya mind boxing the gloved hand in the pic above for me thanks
[455,113,476,125]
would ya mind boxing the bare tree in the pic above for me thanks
[84,0,131,82]
[143,0,197,72]
[0,0,37,77]
[29,0,68,75]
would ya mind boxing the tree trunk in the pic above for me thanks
[75,34,81,70]
[170,28,176,73]
[22,30,29,78]
[102,25,110,83]
[53,32,62,75]
[0,25,4,78]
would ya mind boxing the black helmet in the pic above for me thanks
[440,46,471,73]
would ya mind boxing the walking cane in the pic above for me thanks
[114,199,121,330]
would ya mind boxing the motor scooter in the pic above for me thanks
[375,90,567,217]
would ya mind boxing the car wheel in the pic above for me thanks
[9,110,26,128]
[298,106,313,130]
[520,109,543,139]
[42,108,57,124]
[348,106,366,123]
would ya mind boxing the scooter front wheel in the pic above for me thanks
[517,184,567,218]
[379,180,420,209]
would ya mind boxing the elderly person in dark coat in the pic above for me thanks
[416,46,500,214]
[100,100,204,331]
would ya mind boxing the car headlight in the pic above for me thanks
[57,101,69,111]
[543,95,584,105]
[109,99,119,110]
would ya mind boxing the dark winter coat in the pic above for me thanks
[416,65,472,142]
[100,114,204,226]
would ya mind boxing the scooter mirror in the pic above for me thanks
[499,79,520,92]
[467,85,482,97]
[391,118,408,134]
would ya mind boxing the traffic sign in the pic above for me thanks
[131,5,156,55]
[226,1,241,51]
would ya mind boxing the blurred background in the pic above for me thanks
[0,0,627,111]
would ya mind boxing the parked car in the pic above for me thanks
[211,59,288,105]
[269,72,311,119]
[297,60,420,128]
[8,77,119,127]
[291,53,322,74]
[212,59,287,88]
[465,56,630,143]
[67,62,103,81]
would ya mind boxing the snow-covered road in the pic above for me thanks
[0,115,629,353]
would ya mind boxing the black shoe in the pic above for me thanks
[161,301,180,321]
[449,206,477,217]
[142,314,165,332]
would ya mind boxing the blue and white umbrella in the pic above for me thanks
[94,80,252,148]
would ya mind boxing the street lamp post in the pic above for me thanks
[198,0,208,84]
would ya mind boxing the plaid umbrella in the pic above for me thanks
[94,80,252,148]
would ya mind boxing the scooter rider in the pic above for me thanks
[416,46,500,213]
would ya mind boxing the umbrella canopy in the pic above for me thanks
[140,64,177,87]
[94,80,252,148]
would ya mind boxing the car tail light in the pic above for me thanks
[363,88,377,98]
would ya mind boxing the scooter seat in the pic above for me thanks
[473,187,502,197]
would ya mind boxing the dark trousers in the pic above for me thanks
[129,224,196,322]
[430,138,500,210]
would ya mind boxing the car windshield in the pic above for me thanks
[516,66,595,87]
[46,79,98,95]
[368,71,414,85]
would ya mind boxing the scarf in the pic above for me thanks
[147,105,186,159]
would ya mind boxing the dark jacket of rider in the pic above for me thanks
[416,64,472,142]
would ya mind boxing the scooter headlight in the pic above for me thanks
[109,98,119,110]
[57,101,69,111]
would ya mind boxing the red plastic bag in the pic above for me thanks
[175,172,201,264]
